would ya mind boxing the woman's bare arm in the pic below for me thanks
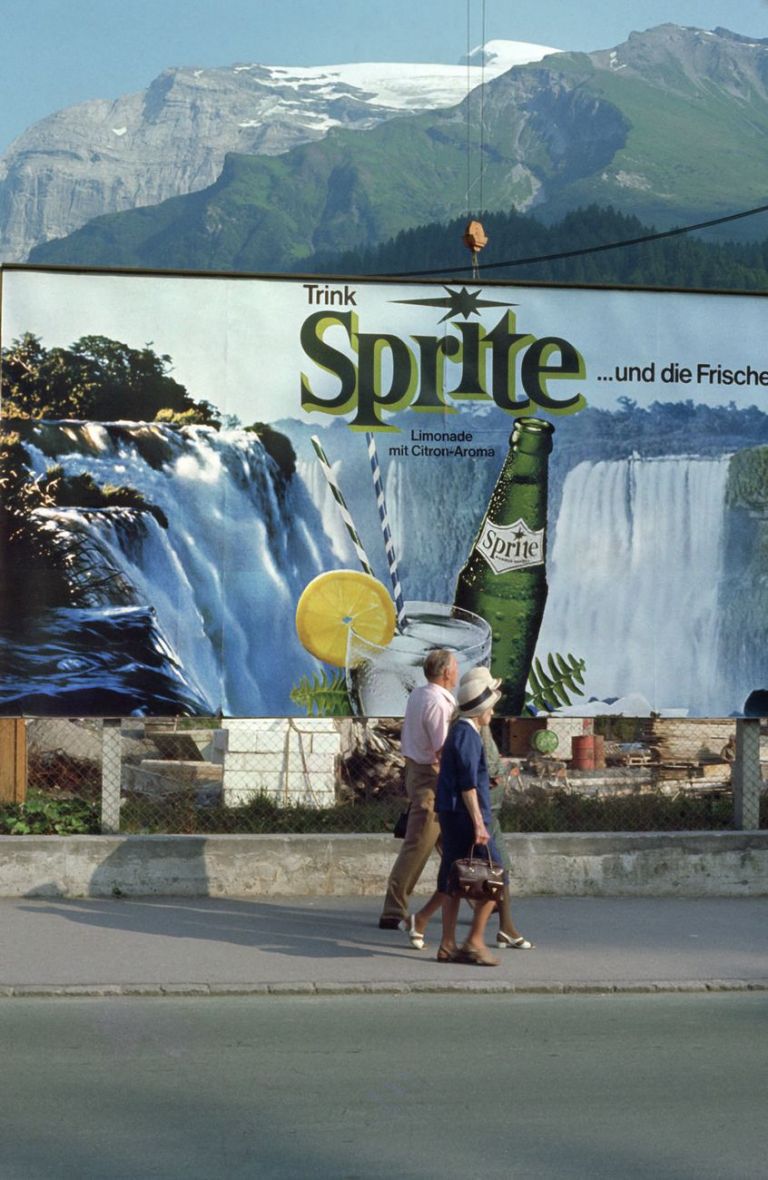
[461,788,490,844]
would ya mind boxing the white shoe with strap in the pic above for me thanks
[402,914,426,950]
[496,931,534,949]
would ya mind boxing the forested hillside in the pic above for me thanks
[306,205,768,290]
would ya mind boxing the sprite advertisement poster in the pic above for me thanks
[1,264,768,719]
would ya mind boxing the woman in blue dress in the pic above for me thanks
[434,677,503,965]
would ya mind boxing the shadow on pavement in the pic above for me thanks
[15,895,414,961]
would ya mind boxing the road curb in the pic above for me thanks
[1,979,766,998]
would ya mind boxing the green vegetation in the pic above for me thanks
[726,446,768,511]
[290,670,352,717]
[6,785,764,835]
[498,789,744,833]
[314,205,768,290]
[551,399,768,466]
[579,70,768,215]
[119,792,405,835]
[0,333,227,618]
[245,422,297,480]
[0,431,86,615]
[718,448,768,699]
[525,653,586,714]
[0,792,99,835]
[39,467,169,528]
[0,428,171,618]
[1,332,220,425]
[111,786,766,835]
[154,406,221,428]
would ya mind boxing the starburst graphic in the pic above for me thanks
[392,286,516,322]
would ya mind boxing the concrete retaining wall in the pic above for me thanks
[0,831,767,898]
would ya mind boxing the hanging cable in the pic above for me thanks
[466,0,472,220]
[479,0,487,214]
[462,0,488,280]
[379,199,768,279]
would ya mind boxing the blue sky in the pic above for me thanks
[3,0,768,153]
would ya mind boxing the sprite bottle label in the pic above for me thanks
[476,518,545,573]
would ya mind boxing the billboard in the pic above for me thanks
[1,264,768,718]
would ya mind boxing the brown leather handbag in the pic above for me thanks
[449,845,505,901]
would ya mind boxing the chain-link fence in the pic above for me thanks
[1,714,766,835]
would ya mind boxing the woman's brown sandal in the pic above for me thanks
[456,944,499,967]
[436,945,458,963]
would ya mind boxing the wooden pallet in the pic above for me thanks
[610,751,653,767]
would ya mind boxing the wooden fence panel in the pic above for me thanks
[0,719,27,804]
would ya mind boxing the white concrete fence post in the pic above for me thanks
[100,719,122,834]
[733,718,762,830]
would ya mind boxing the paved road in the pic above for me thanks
[1,895,767,994]
[1,992,766,1179]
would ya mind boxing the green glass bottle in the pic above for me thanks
[454,416,554,715]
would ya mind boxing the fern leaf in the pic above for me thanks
[525,651,586,713]
[546,652,562,682]
[548,651,584,697]
[528,657,546,695]
[289,670,352,717]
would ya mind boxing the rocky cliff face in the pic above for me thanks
[589,23,768,97]
[0,41,558,262]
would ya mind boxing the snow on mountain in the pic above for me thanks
[462,38,561,70]
[254,39,560,111]
[0,40,560,263]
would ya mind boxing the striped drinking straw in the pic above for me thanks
[310,435,375,578]
[365,432,407,631]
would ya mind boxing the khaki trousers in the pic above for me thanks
[380,759,441,922]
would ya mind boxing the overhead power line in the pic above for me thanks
[378,199,768,279]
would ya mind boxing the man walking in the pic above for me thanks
[378,648,459,929]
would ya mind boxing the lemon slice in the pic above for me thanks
[295,570,396,667]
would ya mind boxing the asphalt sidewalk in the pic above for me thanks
[1,894,767,996]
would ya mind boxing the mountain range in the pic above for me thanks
[7,24,768,277]
[0,39,556,263]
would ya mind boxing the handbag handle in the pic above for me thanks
[466,843,488,864]
[465,844,503,876]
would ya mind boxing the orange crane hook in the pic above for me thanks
[463,219,488,279]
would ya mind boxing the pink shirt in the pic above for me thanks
[401,681,456,765]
